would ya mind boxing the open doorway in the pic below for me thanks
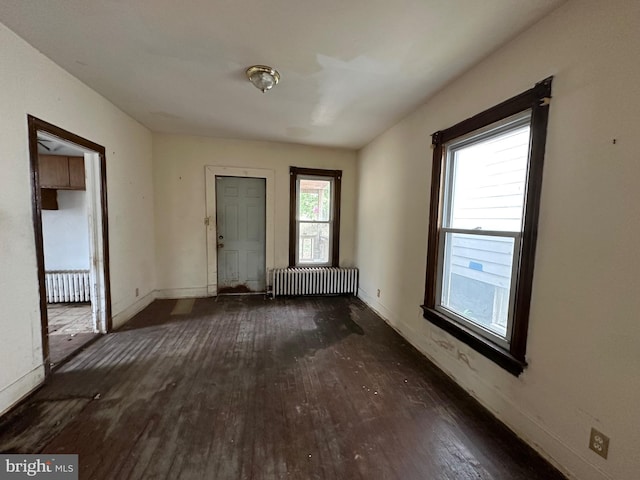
[27,116,112,373]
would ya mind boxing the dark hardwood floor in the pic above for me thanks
[0,296,565,479]
[48,302,99,366]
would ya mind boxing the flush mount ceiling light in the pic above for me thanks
[246,65,280,93]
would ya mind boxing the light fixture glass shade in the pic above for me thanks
[246,65,280,92]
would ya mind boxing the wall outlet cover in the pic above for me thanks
[589,428,609,459]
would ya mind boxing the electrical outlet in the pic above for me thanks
[135,288,139,297]
[589,428,609,459]
[376,289,381,298]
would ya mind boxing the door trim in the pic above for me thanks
[27,115,112,375]
[205,166,275,296]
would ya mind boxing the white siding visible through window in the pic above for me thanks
[449,126,530,231]
[448,126,530,292]
[439,121,531,341]
[424,79,552,373]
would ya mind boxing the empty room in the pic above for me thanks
[0,1,638,479]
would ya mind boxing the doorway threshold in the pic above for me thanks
[47,303,100,368]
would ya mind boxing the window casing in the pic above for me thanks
[422,78,553,376]
[289,167,341,267]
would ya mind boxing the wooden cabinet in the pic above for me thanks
[38,155,85,190]
[41,188,59,210]
[39,155,68,187]
[67,156,85,189]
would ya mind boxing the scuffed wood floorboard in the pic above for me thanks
[0,296,565,480]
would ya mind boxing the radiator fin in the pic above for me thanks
[272,267,358,297]
[45,270,91,303]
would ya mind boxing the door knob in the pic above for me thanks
[217,243,224,249]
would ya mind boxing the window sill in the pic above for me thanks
[421,306,526,376]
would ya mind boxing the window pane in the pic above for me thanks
[298,223,330,263]
[299,179,332,221]
[448,126,530,232]
[440,232,515,338]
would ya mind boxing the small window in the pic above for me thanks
[423,78,553,375]
[289,167,341,267]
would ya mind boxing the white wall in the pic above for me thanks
[41,190,90,270]
[153,134,357,297]
[355,1,640,479]
[0,23,156,415]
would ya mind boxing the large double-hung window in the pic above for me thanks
[423,78,553,375]
[438,112,531,348]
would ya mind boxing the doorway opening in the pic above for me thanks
[27,116,112,374]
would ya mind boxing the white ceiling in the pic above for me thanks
[37,132,87,156]
[1,0,564,149]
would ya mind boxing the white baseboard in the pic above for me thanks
[111,287,210,330]
[111,290,156,329]
[356,292,609,480]
[0,365,45,417]
[155,287,209,299]
[357,287,395,325]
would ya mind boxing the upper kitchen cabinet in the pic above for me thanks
[39,155,85,190]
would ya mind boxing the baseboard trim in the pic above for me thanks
[0,365,45,417]
[356,292,610,480]
[155,287,209,299]
[111,290,156,329]
[357,287,395,325]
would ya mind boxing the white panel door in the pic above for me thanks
[216,176,266,293]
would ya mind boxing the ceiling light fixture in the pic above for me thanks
[246,65,280,93]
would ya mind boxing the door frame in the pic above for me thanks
[27,115,112,375]
[204,166,275,296]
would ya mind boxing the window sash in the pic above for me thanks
[435,227,521,349]
[434,112,531,348]
[442,111,532,233]
[296,175,335,266]
[445,111,532,153]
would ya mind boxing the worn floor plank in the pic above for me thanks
[48,302,98,366]
[0,296,565,480]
